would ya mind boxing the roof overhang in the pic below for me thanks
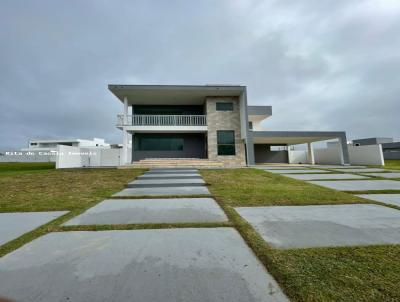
[248,106,272,122]
[108,84,246,105]
[251,131,346,145]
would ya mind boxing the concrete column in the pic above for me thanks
[123,96,128,125]
[307,142,315,165]
[122,96,129,165]
[122,129,129,165]
[245,132,255,166]
[338,134,350,165]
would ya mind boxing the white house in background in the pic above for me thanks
[21,138,110,152]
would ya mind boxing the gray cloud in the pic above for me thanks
[1,0,399,149]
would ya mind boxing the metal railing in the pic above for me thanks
[117,114,207,126]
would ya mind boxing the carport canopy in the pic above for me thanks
[250,131,350,164]
[251,131,346,145]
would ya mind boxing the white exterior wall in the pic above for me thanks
[55,145,83,168]
[312,144,385,165]
[252,121,264,131]
[55,146,131,168]
[314,147,343,164]
[348,144,385,165]
[288,150,307,164]
[0,151,55,162]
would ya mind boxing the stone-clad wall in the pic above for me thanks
[206,97,246,166]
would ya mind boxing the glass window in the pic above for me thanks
[134,134,183,151]
[216,102,233,111]
[249,121,253,130]
[217,130,235,155]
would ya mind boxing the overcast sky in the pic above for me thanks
[1,0,399,149]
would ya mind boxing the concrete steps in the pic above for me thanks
[119,158,224,169]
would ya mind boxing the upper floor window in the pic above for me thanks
[217,130,235,155]
[216,102,233,111]
[249,121,253,130]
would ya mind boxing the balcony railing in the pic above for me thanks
[117,114,207,126]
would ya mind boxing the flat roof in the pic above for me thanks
[251,131,346,145]
[30,139,81,143]
[108,84,246,105]
[248,106,272,121]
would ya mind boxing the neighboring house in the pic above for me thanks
[351,137,400,160]
[352,137,393,146]
[109,84,350,166]
[21,138,110,152]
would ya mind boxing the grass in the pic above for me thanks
[0,165,145,256]
[0,162,55,175]
[201,168,400,302]
[382,159,400,170]
[202,168,366,207]
[368,159,400,171]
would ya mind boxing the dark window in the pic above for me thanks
[30,143,37,146]
[249,121,253,130]
[216,102,233,111]
[217,130,235,155]
[134,105,204,115]
[134,134,184,151]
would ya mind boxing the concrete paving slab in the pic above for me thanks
[309,180,400,191]
[312,165,366,169]
[147,169,198,174]
[0,211,68,246]
[283,173,370,180]
[256,166,307,170]
[265,169,330,174]
[127,178,205,188]
[356,194,400,207]
[360,172,400,178]
[64,198,227,225]
[113,186,211,196]
[138,173,201,179]
[331,168,389,173]
[235,204,400,248]
[0,228,288,302]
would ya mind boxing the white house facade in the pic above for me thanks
[109,84,350,166]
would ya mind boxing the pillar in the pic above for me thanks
[338,134,350,165]
[307,142,315,165]
[122,96,129,164]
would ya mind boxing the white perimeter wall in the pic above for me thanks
[348,144,384,165]
[56,146,83,168]
[312,144,384,165]
[314,147,343,165]
[56,145,131,168]
[0,151,55,162]
[288,150,307,164]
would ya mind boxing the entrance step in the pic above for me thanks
[120,158,225,169]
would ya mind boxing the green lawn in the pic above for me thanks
[0,164,145,256]
[382,159,400,170]
[202,168,366,206]
[0,162,55,175]
[201,168,400,302]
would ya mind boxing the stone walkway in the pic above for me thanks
[237,165,400,249]
[236,204,400,248]
[114,169,211,196]
[0,168,288,302]
[63,198,228,225]
[0,211,68,246]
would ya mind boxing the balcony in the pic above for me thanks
[117,114,207,132]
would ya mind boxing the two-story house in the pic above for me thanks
[109,84,350,166]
